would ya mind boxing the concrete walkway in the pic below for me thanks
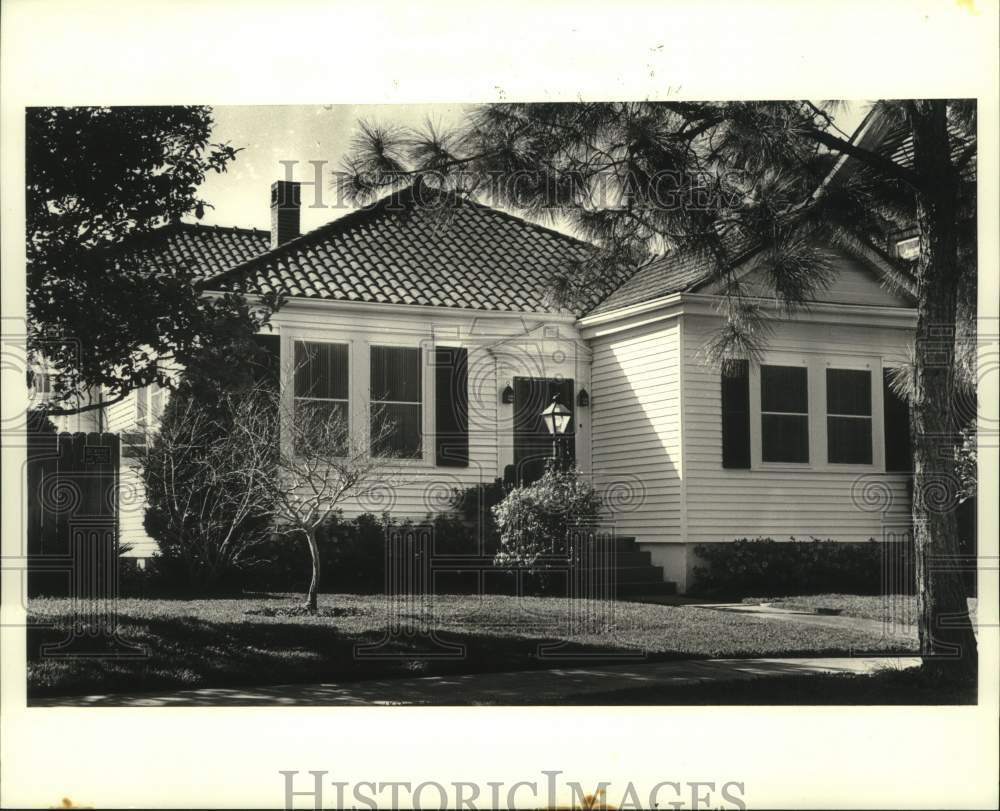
[31,655,920,707]
[687,602,913,636]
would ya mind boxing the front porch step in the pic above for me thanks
[578,564,666,585]
[616,580,678,597]
[606,550,652,567]
[576,535,673,598]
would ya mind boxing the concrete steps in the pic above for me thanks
[577,535,677,599]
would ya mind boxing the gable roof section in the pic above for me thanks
[586,238,760,316]
[586,232,915,318]
[117,221,270,280]
[203,185,596,315]
[586,106,930,319]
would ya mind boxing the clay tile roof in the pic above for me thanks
[123,222,270,280]
[202,185,596,316]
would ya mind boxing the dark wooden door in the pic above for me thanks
[512,377,574,484]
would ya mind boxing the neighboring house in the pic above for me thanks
[94,115,926,592]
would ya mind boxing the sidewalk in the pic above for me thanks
[31,655,920,707]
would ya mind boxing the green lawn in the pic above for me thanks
[28,593,917,698]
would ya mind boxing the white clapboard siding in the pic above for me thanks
[107,302,589,543]
[590,317,683,543]
[706,246,911,309]
[681,312,914,545]
[102,388,160,558]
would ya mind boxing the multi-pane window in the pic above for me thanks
[136,383,167,430]
[826,368,872,464]
[294,341,349,454]
[760,365,809,463]
[370,346,422,458]
[31,367,52,395]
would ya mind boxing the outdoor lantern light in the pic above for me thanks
[576,388,590,407]
[501,384,515,404]
[541,396,572,436]
[541,395,572,469]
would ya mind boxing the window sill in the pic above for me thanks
[822,462,880,473]
[752,462,882,474]
[758,461,813,471]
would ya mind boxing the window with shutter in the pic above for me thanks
[721,360,751,469]
[883,369,913,472]
[371,345,422,458]
[826,368,873,464]
[760,365,809,463]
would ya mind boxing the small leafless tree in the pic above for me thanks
[139,378,406,606]
[232,386,406,611]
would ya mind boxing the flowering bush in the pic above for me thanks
[492,466,603,570]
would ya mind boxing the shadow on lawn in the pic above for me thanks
[29,648,940,707]
[27,613,655,701]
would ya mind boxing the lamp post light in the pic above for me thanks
[541,395,572,469]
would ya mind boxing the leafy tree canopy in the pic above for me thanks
[26,105,277,414]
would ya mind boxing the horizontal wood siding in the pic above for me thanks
[707,248,912,308]
[271,303,587,519]
[118,464,158,558]
[682,313,914,545]
[100,389,157,558]
[591,318,682,542]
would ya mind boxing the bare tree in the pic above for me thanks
[232,386,406,611]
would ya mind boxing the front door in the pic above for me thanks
[512,377,575,485]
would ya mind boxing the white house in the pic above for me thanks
[97,123,920,593]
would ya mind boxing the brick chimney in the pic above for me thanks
[270,180,301,248]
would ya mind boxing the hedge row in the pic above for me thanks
[690,537,916,597]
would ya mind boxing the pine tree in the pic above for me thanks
[343,100,978,683]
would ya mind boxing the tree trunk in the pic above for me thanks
[908,101,977,684]
[303,527,321,612]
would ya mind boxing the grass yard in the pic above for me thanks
[28,593,917,698]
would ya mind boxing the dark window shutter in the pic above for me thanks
[883,369,913,472]
[435,347,469,467]
[721,360,751,469]
[251,333,281,389]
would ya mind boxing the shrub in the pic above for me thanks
[493,466,603,573]
[690,537,916,597]
[139,386,276,595]
[449,479,508,557]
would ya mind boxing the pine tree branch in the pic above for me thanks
[802,126,923,190]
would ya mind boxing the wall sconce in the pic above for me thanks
[501,384,515,404]
[576,388,590,407]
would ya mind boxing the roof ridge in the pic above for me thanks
[198,183,595,292]
[454,193,595,252]
[176,221,270,237]
[197,185,419,290]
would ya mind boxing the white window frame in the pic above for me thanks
[825,366,874,465]
[756,361,811,467]
[749,352,884,472]
[292,339,351,456]
[369,343,424,460]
